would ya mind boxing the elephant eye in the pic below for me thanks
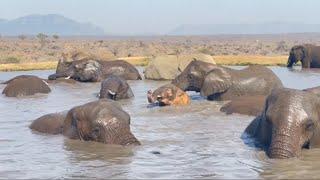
[305,119,315,131]
[187,74,193,80]
[93,127,100,135]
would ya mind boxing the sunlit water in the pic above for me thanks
[1,67,320,179]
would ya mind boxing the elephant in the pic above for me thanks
[244,88,320,159]
[220,95,266,116]
[147,84,190,106]
[287,44,320,68]
[48,59,142,82]
[2,75,51,97]
[99,75,134,100]
[172,60,283,101]
[30,99,140,146]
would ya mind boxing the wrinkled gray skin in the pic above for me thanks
[287,44,320,68]
[48,59,142,82]
[30,100,140,146]
[172,60,283,101]
[244,88,320,159]
[99,75,134,100]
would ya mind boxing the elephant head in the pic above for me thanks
[63,100,140,146]
[147,84,190,106]
[172,60,219,92]
[287,45,309,67]
[99,75,134,100]
[259,88,320,158]
[49,60,102,82]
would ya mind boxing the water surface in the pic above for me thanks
[1,67,320,179]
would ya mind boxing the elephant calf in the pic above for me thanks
[287,44,320,68]
[30,100,140,146]
[244,88,320,159]
[172,60,283,101]
[99,75,134,100]
[2,75,51,97]
[147,84,190,106]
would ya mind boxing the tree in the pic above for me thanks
[52,34,59,40]
[36,33,49,49]
[18,35,27,40]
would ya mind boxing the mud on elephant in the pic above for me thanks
[30,100,140,146]
[99,75,134,100]
[244,88,320,159]
[287,44,320,68]
[172,60,283,101]
[147,84,190,106]
[48,59,142,82]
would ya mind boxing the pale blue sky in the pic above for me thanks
[0,0,319,35]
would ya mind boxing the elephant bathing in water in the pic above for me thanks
[244,88,320,159]
[147,84,190,106]
[30,100,140,146]
[2,75,51,97]
[48,59,142,82]
[287,44,320,68]
[99,75,134,100]
[172,60,283,101]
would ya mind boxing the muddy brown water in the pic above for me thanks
[1,67,320,179]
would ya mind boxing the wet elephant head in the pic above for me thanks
[63,100,140,146]
[49,60,102,82]
[259,88,320,158]
[147,84,190,106]
[287,45,307,67]
[99,75,134,100]
[172,60,218,92]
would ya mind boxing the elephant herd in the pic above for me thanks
[3,44,320,160]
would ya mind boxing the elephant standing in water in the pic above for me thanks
[172,61,283,101]
[244,88,320,159]
[287,44,320,68]
[30,100,140,146]
[48,59,142,82]
[99,75,134,100]
[2,75,51,97]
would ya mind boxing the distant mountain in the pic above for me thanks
[169,23,320,35]
[0,14,105,36]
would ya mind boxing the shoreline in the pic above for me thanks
[0,55,288,71]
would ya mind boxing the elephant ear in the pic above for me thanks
[309,96,320,148]
[200,67,232,97]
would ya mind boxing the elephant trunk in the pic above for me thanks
[48,68,74,80]
[268,128,301,159]
[118,133,141,146]
[287,54,295,67]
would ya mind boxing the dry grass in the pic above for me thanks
[213,55,288,66]
[0,55,289,71]
[0,61,58,71]
[117,56,150,66]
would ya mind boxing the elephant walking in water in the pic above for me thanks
[172,60,283,101]
[287,44,320,68]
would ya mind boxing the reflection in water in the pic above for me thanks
[1,67,320,178]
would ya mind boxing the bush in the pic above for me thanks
[1,57,21,64]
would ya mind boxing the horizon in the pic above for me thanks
[1,0,319,35]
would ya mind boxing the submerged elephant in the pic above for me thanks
[48,59,142,82]
[244,88,320,159]
[2,75,51,97]
[30,100,140,146]
[99,75,134,100]
[287,44,320,68]
[147,84,190,106]
[172,60,283,101]
[220,95,266,116]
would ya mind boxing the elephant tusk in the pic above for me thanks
[65,76,71,79]
[42,80,49,86]
[108,90,116,96]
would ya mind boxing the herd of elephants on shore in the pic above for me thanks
[2,44,320,159]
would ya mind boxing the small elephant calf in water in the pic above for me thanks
[30,100,140,146]
[99,75,134,100]
[147,84,190,106]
